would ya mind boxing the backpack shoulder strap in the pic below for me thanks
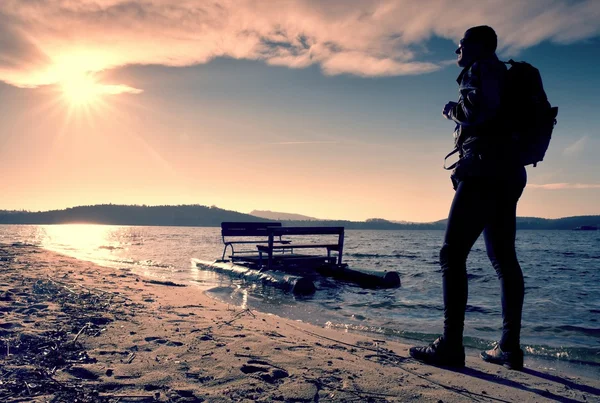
[443,147,460,170]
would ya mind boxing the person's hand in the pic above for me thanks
[442,101,458,120]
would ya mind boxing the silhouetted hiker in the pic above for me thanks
[409,26,527,370]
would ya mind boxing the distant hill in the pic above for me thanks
[250,210,319,221]
[0,205,598,230]
[250,211,421,225]
[516,215,600,230]
[0,204,264,227]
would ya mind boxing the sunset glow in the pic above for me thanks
[0,1,599,221]
[59,72,103,107]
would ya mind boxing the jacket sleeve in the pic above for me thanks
[449,61,503,127]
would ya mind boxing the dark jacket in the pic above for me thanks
[449,54,507,157]
[447,54,525,186]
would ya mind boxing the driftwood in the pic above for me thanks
[142,279,187,287]
[0,277,133,402]
[217,308,256,329]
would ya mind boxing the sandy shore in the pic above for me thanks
[1,243,598,402]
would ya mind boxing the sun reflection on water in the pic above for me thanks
[24,224,224,287]
[39,224,123,264]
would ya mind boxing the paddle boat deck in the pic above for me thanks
[192,222,401,295]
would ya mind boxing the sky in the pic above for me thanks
[1,0,599,223]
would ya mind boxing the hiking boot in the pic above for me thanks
[480,344,524,370]
[409,337,465,368]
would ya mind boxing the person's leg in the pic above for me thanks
[480,176,526,369]
[484,199,523,349]
[441,179,489,345]
[410,179,489,367]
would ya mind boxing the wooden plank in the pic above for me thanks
[338,231,344,265]
[268,227,344,236]
[221,221,281,236]
[225,240,291,245]
[257,244,340,251]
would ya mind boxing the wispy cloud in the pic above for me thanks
[99,84,143,95]
[563,135,589,157]
[269,141,339,145]
[529,183,600,190]
[0,0,599,89]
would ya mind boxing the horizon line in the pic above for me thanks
[1,203,599,225]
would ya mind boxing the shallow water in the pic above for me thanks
[2,224,599,376]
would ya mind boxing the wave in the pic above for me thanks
[558,251,600,259]
[128,259,173,269]
[346,301,442,311]
[465,305,493,314]
[324,322,600,366]
[532,325,600,337]
[347,252,418,259]
[98,245,123,251]
[556,325,600,337]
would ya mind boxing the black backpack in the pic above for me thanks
[502,59,559,167]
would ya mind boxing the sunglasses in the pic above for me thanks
[455,38,471,54]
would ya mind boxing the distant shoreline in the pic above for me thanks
[1,222,598,231]
[1,204,599,230]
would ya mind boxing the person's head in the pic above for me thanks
[455,25,497,67]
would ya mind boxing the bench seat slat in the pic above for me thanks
[225,240,291,245]
[257,244,340,251]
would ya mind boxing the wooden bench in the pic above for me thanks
[212,223,400,290]
[256,226,344,271]
[220,222,290,261]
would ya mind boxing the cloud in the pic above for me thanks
[0,0,599,89]
[563,135,589,157]
[529,183,600,190]
[100,84,144,95]
[269,141,339,145]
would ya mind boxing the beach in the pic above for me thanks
[1,243,598,402]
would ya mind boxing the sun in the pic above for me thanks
[59,72,104,107]
[43,55,143,123]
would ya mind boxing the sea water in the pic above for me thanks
[1,224,598,376]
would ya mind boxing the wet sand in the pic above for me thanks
[1,243,598,402]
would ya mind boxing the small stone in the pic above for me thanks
[271,369,289,379]
[66,367,99,380]
[0,292,14,301]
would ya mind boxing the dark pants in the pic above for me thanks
[441,169,526,351]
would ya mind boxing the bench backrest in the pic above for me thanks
[269,226,344,236]
[221,222,282,237]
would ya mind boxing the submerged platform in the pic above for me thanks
[198,222,400,295]
[192,258,317,295]
[191,258,400,295]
